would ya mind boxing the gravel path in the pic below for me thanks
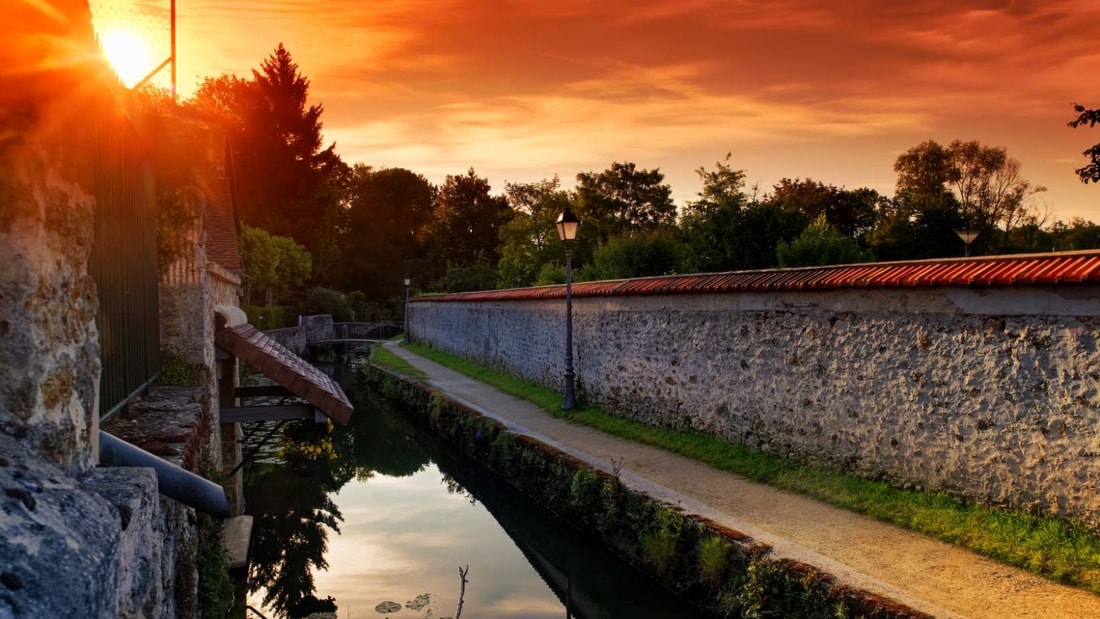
[384,342,1100,618]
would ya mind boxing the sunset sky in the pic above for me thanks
[91,0,1100,221]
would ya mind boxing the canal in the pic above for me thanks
[243,362,705,618]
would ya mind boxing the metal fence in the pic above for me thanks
[88,105,161,419]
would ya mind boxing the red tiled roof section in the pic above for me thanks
[417,250,1100,303]
[214,323,353,425]
[202,144,242,275]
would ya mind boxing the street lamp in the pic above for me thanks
[954,229,980,258]
[403,276,411,345]
[555,207,580,410]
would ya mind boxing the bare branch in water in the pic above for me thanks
[455,564,470,619]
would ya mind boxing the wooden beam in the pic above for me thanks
[220,404,314,423]
[235,385,293,399]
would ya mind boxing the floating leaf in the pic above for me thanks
[375,600,401,613]
[406,593,431,611]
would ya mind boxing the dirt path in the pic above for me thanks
[385,343,1100,618]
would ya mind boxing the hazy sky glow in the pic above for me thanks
[92,0,1100,219]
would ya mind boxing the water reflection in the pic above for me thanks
[244,364,703,618]
[244,431,345,616]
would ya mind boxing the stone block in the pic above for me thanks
[0,433,121,617]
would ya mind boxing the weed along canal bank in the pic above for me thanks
[362,355,930,618]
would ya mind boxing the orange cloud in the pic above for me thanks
[88,0,1100,218]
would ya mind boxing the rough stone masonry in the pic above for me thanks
[410,283,1100,529]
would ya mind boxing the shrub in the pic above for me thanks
[297,287,354,322]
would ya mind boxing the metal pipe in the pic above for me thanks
[99,431,230,518]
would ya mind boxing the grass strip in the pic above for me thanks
[389,341,1100,594]
[368,343,426,378]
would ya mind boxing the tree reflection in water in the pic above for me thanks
[245,364,700,619]
[244,379,431,618]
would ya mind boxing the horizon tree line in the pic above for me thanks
[138,43,1100,310]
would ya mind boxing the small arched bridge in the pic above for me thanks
[263,315,402,354]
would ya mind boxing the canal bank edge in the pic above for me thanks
[362,363,931,619]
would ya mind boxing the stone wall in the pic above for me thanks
[410,284,1100,527]
[0,75,103,474]
[264,314,334,354]
[1,4,220,615]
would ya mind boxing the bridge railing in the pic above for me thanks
[259,316,403,353]
[332,322,401,341]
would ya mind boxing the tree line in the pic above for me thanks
[142,44,1100,310]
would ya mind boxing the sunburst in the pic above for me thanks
[100,29,153,87]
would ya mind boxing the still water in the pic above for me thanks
[244,365,704,619]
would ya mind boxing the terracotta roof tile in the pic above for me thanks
[416,251,1100,303]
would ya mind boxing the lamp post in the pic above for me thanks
[555,208,580,410]
[954,229,980,258]
[403,276,411,345]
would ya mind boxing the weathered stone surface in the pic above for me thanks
[411,286,1100,529]
[83,467,164,619]
[0,95,101,475]
[0,433,121,618]
[102,387,207,471]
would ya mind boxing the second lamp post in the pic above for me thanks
[555,207,580,410]
[403,276,411,345]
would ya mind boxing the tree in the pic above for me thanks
[766,178,879,239]
[188,44,345,275]
[893,140,954,198]
[575,162,675,246]
[679,155,803,272]
[337,165,436,299]
[239,224,312,305]
[1050,218,1100,251]
[581,230,685,280]
[679,155,751,273]
[1068,103,1100,183]
[694,153,749,208]
[944,140,1045,236]
[776,214,873,267]
[867,192,964,261]
[428,258,500,293]
[887,139,1044,253]
[427,168,512,276]
[496,177,574,288]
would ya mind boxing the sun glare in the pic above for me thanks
[100,29,152,87]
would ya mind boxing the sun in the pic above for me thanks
[100,29,153,87]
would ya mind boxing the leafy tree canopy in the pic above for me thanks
[777,214,873,268]
[680,155,804,272]
[240,224,312,305]
[496,177,574,288]
[335,165,436,299]
[188,44,346,274]
[581,230,685,281]
[575,161,675,245]
[1068,103,1100,184]
[428,168,512,273]
[765,178,880,239]
[892,139,1044,238]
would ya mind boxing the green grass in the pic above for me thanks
[388,342,1100,594]
[368,343,426,378]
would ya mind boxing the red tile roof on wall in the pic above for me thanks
[416,250,1100,303]
[202,140,242,275]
